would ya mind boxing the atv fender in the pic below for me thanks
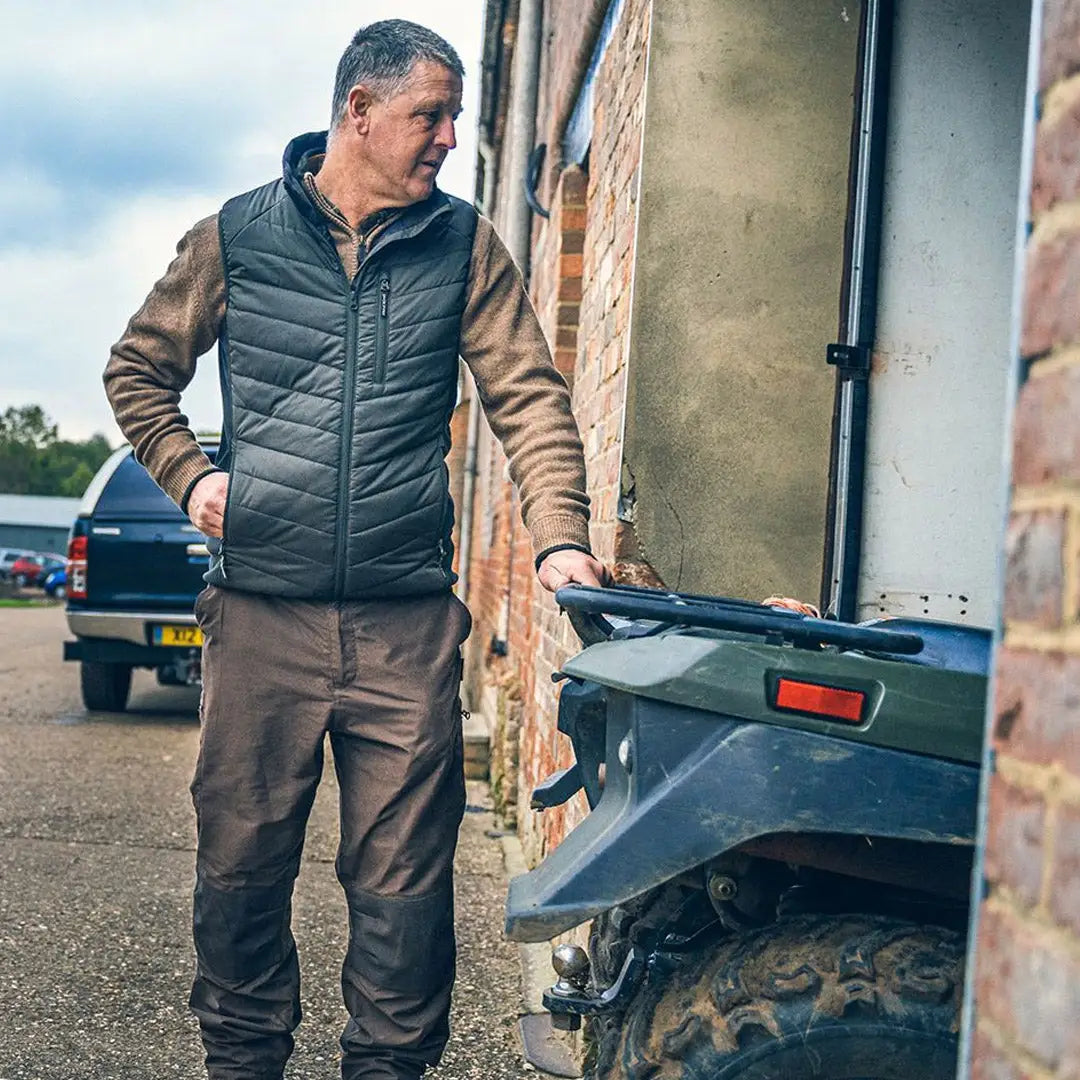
[505,692,979,942]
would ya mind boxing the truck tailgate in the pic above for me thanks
[86,518,208,611]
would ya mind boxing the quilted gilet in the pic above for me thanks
[205,131,477,599]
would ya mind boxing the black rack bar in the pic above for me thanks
[555,585,924,655]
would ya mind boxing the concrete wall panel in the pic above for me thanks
[622,0,859,600]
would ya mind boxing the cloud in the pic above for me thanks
[0,0,482,442]
[0,193,227,440]
[0,1,481,227]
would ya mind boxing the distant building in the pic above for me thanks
[0,494,80,554]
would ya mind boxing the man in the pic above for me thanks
[104,20,605,1080]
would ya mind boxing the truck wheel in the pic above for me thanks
[80,661,133,712]
[600,914,964,1080]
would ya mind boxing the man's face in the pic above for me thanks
[361,61,462,205]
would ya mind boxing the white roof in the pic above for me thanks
[0,493,83,529]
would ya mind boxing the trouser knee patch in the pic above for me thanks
[194,875,295,985]
[344,884,455,996]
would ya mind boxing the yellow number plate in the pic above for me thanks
[153,625,204,647]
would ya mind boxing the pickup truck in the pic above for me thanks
[63,445,215,711]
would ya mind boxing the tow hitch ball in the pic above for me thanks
[548,945,590,1031]
[544,941,646,1032]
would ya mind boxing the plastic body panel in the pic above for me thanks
[506,690,979,942]
[561,628,987,764]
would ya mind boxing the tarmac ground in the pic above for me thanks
[0,603,532,1079]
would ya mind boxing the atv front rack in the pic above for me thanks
[555,584,925,654]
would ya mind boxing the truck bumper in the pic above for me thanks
[63,639,197,666]
[66,608,197,645]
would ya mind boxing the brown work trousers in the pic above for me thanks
[189,585,472,1080]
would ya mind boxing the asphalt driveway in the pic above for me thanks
[0,604,529,1079]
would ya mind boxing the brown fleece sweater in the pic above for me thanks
[103,185,591,560]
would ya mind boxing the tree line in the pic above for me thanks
[0,405,113,498]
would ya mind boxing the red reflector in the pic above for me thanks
[774,679,865,723]
[67,535,88,600]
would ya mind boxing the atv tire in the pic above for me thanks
[599,914,964,1079]
[80,661,133,712]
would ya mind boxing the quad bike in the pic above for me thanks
[506,584,988,1079]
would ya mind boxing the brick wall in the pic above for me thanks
[492,150,583,809]
[458,0,652,864]
[971,4,1080,1075]
[518,0,651,865]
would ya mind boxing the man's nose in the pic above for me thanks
[435,115,457,151]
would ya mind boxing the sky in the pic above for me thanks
[0,1,483,445]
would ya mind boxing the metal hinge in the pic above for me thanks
[827,342,870,377]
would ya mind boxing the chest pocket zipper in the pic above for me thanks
[374,274,390,387]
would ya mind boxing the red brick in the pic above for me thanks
[553,347,576,377]
[557,276,582,302]
[984,777,1047,907]
[1021,216,1080,356]
[1003,508,1066,627]
[1050,803,1080,935]
[562,229,585,255]
[560,167,587,206]
[459,0,648,859]
[1033,75,1080,212]
[975,905,1080,1070]
[560,207,587,232]
[1012,361,1080,486]
[994,647,1080,774]
[559,252,583,279]
[1041,0,1080,91]
[555,301,579,326]
[970,1030,1035,1080]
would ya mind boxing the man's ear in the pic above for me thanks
[346,84,376,135]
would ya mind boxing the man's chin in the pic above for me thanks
[408,174,438,200]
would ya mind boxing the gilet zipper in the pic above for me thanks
[374,274,390,387]
[336,286,360,597]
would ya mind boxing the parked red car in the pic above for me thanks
[9,554,65,588]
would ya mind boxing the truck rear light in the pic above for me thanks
[67,535,88,600]
[773,678,866,724]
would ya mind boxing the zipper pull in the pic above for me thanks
[380,276,390,317]
[350,291,359,312]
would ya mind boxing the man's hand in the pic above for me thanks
[537,548,611,594]
[188,472,229,539]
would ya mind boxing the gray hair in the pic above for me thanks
[330,20,464,128]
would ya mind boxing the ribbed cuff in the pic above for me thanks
[534,543,592,571]
[179,466,224,514]
[161,448,220,513]
[528,513,591,560]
